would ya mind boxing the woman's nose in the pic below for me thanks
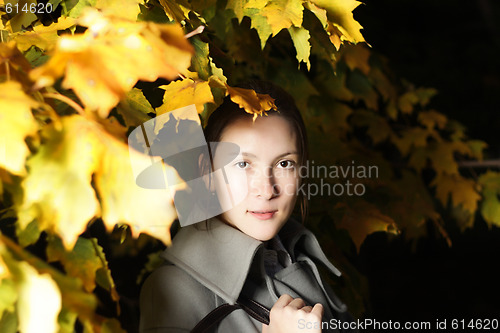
[251,170,278,199]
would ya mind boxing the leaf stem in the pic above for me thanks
[3,60,10,81]
[184,25,205,39]
[42,92,85,116]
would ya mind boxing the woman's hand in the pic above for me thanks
[261,294,323,333]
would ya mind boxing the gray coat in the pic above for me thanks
[139,217,352,332]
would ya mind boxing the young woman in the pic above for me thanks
[139,81,352,332]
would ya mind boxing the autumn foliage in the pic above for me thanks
[1,0,499,331]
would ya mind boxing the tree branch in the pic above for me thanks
[458,159,500,168]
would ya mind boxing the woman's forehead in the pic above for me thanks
[216,115,298,159]
[220,114,295,140]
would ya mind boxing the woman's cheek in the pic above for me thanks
[214,168,248,210]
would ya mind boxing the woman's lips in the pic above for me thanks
[248,210,277,220]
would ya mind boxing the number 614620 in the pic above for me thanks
[4,2,53,14]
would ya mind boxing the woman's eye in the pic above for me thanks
[278,160,295,169]
[235,161,249,169]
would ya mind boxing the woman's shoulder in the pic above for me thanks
[142,262,214,297]
[139,263,217,332]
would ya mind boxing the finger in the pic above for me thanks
[273,294,294,309]
[261,323,268,333]
[300,306,313,313]
[287,298,306,310]
[311,303,324,319]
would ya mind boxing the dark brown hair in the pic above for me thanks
[202,80,309,223]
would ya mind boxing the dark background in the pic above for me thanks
[353,0,500,322]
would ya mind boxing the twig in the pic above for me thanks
[42,92,85,116]
[184,25,205,39]
[4,61,9,81]
[458,159,500,168]
[432,218,452,247]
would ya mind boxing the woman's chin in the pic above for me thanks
[244,226,280,242]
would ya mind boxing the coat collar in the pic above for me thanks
[161,217,341,304]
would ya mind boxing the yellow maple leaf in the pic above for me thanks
[17,117,102,248]
[309,0,365,45]
[18,115,179,248]
[342,44,371,75]
[226,0,260,23]
[30,8,194,118]
[0,81,39,176]
[93,120,178,245]
[427,141,471,176]
[0,246,9,280]
[0,40,33,84]
[261,0,304,36]
[304,1,344,49]
[158,0,192,22]
[17,262,61,333]
[155,79,214,133]
[157,79,214,115]
[326,24,343,50]
[304,1,328,27]
[336,201,399,251]
[13,17,77,52]
[431,173,481,213]
[96,0,144,21]
[225,84,277,121]
[418,110,447,130]
[391,127,432,156]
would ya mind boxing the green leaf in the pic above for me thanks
[479,171,500,226]
[288,26,311,70]
[190,37,211,81]
[49,0,64,10]
[0,310,17,333]
[157,0,191,22]
[138,2,172,23]
[467,140,487,161]
[57,307,78,333]
[0,279,17,320]
[61,0,98,18]
[47,237,104,293]
[226,0,249,23]
[4,0,38,32]
[136,250,164,283]
[93,238,119,302]
[23,47,49,67]
[245,8,272,49]
[16,220,42,248]
[116,88,153,128]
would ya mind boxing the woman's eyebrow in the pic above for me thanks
[241,152,298,159]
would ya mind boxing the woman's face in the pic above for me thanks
[212,114,300,241]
